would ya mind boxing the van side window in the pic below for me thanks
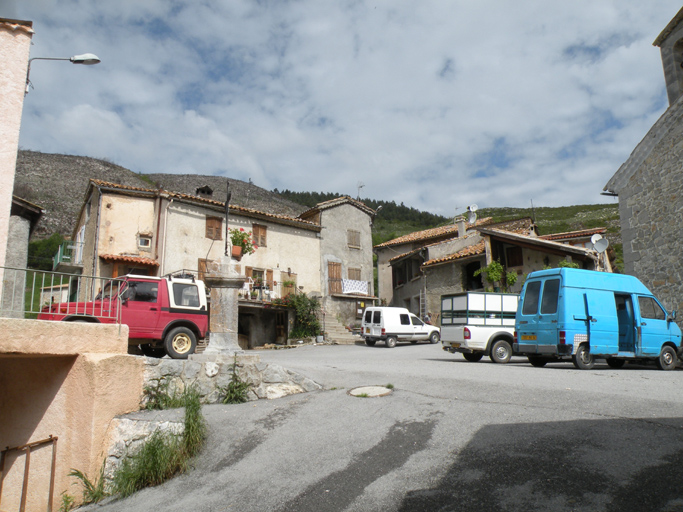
[411,316,424,326]
[522,281,541,315]
[639,296,666,320]
[372,311,381,324]
[540,279,560,315]
[400,314,410,325]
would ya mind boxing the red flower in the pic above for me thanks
[240,228,244,232]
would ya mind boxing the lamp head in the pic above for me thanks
[70,53,100,65]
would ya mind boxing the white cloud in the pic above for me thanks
[11,1,683,215]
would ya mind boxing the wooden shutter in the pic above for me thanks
[266,269,274,290]
[347,229,360,249]
[328,262,342,294]
[253,224,267,247]
[348,267,361,281]
[205,217,222,240]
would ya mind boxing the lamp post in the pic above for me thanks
[25,53,101,94]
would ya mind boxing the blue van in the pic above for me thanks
[514,268,682,370]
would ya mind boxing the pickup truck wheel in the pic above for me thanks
[429,332,440,344]
[463,352,483,362]
[606,358,625,369]
[385,336,397,348]
[656,346,677,371]
[164,327,197,359]
[528,356,548,367]
[140,344,165,358]
[490,339,512,364]
[365,339,376,346]
[572,344,594,370]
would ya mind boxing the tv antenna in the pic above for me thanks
[357,181,365,199]
[467,204,478,224]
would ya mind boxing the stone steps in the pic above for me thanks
[324,319,362,345]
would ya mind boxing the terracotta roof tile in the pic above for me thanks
[422,241,486,267]
[376,217,493,248]
[539,227,606,241]
[100,254,159,266]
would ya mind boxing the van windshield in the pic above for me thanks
[522,281,541,315]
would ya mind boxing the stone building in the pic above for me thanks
[603,6,683,315]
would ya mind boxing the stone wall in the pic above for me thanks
[618,125,683,317]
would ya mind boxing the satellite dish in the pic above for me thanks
[591,234,603,245]
[467,204,478,224]
[594,238,609,253]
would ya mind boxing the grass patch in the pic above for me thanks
[70,384,206,503]
[385,383,394,389]
[112,385,206,497]
[356,393,369,398]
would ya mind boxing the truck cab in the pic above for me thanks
[38,273,209,359]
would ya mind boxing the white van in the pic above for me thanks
[361,307,440,348]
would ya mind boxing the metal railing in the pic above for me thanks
[0,266,124,321]
[51,241,84,271]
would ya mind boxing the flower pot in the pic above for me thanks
[231,245,243,260]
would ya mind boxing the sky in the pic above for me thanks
[3,1,682,216]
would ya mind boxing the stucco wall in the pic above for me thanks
[0,320,142,512]
[0,22,32,277]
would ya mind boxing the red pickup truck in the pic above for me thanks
[38,273,209,359]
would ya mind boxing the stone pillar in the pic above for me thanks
[201,260,245,355]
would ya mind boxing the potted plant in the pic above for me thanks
[250,290,258,300]
[229,228,257,260]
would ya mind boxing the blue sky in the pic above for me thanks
[4,1,682,216]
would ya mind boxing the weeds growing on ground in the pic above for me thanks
[59,491,76,511]
[219,356,252,404]
[386,383,394,389]
[68,465,107,505]
[143,378,187,410]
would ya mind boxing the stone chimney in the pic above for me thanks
[455,216,466,237]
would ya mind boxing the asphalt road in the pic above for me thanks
[89,342,683,512]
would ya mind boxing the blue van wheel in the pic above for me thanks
[528,356,548,368]
[656,346,677,371]
[572,344,594,370]
[606,358,625,369]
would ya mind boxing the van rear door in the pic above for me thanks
[578,290,618,355]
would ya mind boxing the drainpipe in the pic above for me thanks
[160,197,174,274]
[92,185,102,280]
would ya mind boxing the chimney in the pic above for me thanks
[455,216,466,237]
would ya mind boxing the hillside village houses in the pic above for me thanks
[376,216,610,323]
[54,179,376,348]
[604,5,683,317]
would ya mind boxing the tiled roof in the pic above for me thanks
[540,227,606,241]
[422,241,486,268]
[100,254,159,266]
[375,217,493,248]
[90,179,321,231]
[299,196,375,220]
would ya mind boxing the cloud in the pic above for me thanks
[12,1,683,215]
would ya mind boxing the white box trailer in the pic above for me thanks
[441,292,518,363]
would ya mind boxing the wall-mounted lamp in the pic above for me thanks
[25,53,101,94]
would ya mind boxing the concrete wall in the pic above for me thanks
[0,21,32,279]
[2,214,30,316]
[0,320,142,512]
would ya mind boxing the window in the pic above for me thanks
[173,283,200,307]
[347,229,361,249]
[522,281,541,315]
[372,310,381,323]
[411,315,424,326]
[400,314,410,325]
[348,268,361,281]
[253,224,267,247]
[127,281,158,303]
[138,235,152,249]
[638,296,666,320]
[540,279,560,315]
[205,216,222,240]
[506,246,523,267]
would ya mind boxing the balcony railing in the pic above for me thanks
[52,241,85,272]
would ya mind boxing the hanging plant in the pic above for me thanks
[229,228,257,255]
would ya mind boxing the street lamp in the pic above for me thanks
[25,53,101,94]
